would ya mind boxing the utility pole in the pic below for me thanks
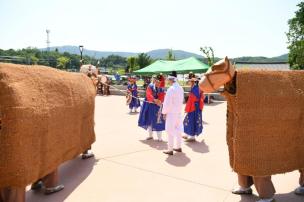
[79,45,84,67]
[46,29,50,52]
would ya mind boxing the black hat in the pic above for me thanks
[168,71,177,79]
[156,74,163,81]
[188,72,195,79]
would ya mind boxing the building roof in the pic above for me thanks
[235,62,290,70]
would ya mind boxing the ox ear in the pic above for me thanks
[224,56,229,63]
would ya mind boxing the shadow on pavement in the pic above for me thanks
[206,101,226,106]
[165,152,191,167]
[202,120,208,125]
[139,139,168,150]
[274,191,304,202]
[127,112,139,115]
[26,157,98,202]
[234,191,304,202]
[185,139,209,154]
[238,194,259,202]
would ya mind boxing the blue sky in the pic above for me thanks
[0,0,301,57]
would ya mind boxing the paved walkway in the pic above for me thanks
[26,96,303,202]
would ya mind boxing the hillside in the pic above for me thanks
[41,46,203,59]
[147,49,202,59]
[233,54,288,63]
[41,46,138,58]
[40,46,288,62]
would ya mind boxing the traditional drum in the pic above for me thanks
[100,74,108,84]
[126,93,132,105]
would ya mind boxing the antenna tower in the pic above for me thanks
[46,29,50,51]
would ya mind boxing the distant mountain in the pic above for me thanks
[147,49,202,59]
[233,54,288,63]
[40,45,288,62]
[41,46,202,59]
[41,46,138,58]
[272,53,288,61]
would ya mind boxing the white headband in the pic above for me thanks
[168,75,177,81]
[168,75,176,79]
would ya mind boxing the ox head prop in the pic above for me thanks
[199,56,236,93]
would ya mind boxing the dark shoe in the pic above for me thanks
[173,148,182,152]
[82,153,94,159]
[232,187,253,195]
[182,136,188,140]
[295,186,304,195]
[145,137,153,140]
[44,184,64,195]
[185,138,196,142]
[31,180,43,190]
[256,199,275,202]
[163,150,174,155]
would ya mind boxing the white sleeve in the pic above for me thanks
[162,88,172,114]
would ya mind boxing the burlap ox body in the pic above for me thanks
[223,69,304,176]
[0,63,96,188]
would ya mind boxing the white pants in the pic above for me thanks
[165,113,183,151]
[148,126,162,140]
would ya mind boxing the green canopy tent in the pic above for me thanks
[133,57,210,75]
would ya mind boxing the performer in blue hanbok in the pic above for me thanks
[127,76,140,113]
[183,73,205,142]
[138,75,165,141]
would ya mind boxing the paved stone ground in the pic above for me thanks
[26,96,303,202]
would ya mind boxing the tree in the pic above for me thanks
[100,54,128,69]
[0,48,130,71]
[200,46,215,66]
[30,55,39,64]
[116,68,125,75]
[286,2,304,70]
[166,49,175,61]
[127,57,136,72]
[6,49,16,56]
[57,56,70,69]
[136,53,152,70]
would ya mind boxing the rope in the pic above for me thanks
[98,81,164,122]
[98,81,155,104]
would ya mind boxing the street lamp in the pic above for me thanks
[79,45,84,66]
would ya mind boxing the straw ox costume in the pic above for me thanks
[199,57,304,202]
[0,63,96,202]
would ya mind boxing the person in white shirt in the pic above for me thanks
[162,71,184,155]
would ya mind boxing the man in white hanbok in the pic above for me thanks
[162,71,184,155]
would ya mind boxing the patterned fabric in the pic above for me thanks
[138,83,165,131]
[185,85,204,113]
[127,83,140,109]
[183,84,203,136]
[158,75,166,102]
